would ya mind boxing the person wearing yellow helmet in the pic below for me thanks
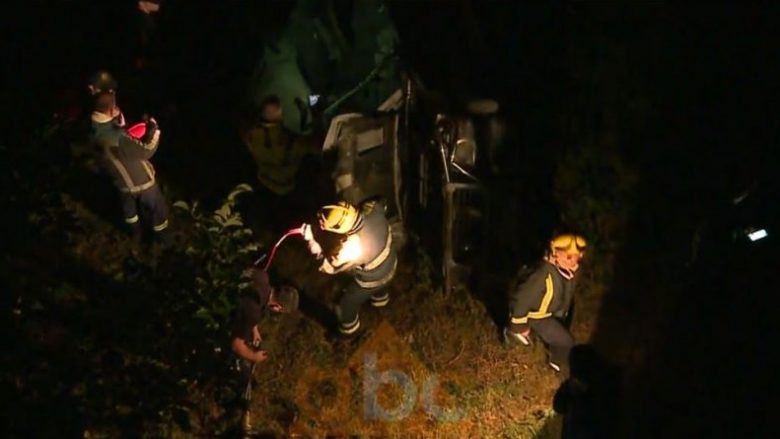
[548,234,586,275]
[302,198,397,336]
[504,233,587,373]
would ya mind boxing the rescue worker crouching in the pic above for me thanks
[87,70,171,246]
[302,199,397,336]
[504,234,586,374]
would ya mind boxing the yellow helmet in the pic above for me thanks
[318,201,364,234]
[550,234,587,257]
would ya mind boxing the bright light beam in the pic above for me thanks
[748,229,768,242]
[339,235,363,263]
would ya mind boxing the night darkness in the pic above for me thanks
[2,1,778,438]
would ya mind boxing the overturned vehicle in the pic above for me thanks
[247,0,507,293]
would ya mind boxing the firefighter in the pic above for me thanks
[504,233,586,373]
[302,199,397,336]
[87,70,171,245]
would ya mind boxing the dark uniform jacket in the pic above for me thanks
[90,110,160,194]
[326,199,397,289]
[509,261,577,332]
[351,199,396,288]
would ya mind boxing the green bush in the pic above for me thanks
[7,183,264,437]
[171,183,260,333]
[129,183,263,435]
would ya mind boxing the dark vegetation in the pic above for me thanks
[2,1,776,437]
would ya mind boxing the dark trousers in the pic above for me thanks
[336,280,390,327]
[237,358,255,401]
[530,318,575,368]
[120,184,169,234]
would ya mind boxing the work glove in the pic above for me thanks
[504,326,531,346]
[302,223,313,241]
[141,115,158,144]
[111,109,126,128]
[517,330,531,346]
[319,258,336,274]
[302,224,323,258]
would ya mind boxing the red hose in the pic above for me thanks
[259,225,305,272]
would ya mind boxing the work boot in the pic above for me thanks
[548,360,570,376]
[326,309,362,347]
[503,327,531,347]
[548,354,570,376]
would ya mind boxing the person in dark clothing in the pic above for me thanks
[301,199,397,336]
[504,234,586,373]
[553,345,621,438]
[87,70,171,245]
[231,268,299,363]
[231,267,298,435]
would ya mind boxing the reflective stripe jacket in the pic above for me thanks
[90,111,160,194]
[509,261,576,331]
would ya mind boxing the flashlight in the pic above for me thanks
[747,228,768,242]
[341,236,363,261]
